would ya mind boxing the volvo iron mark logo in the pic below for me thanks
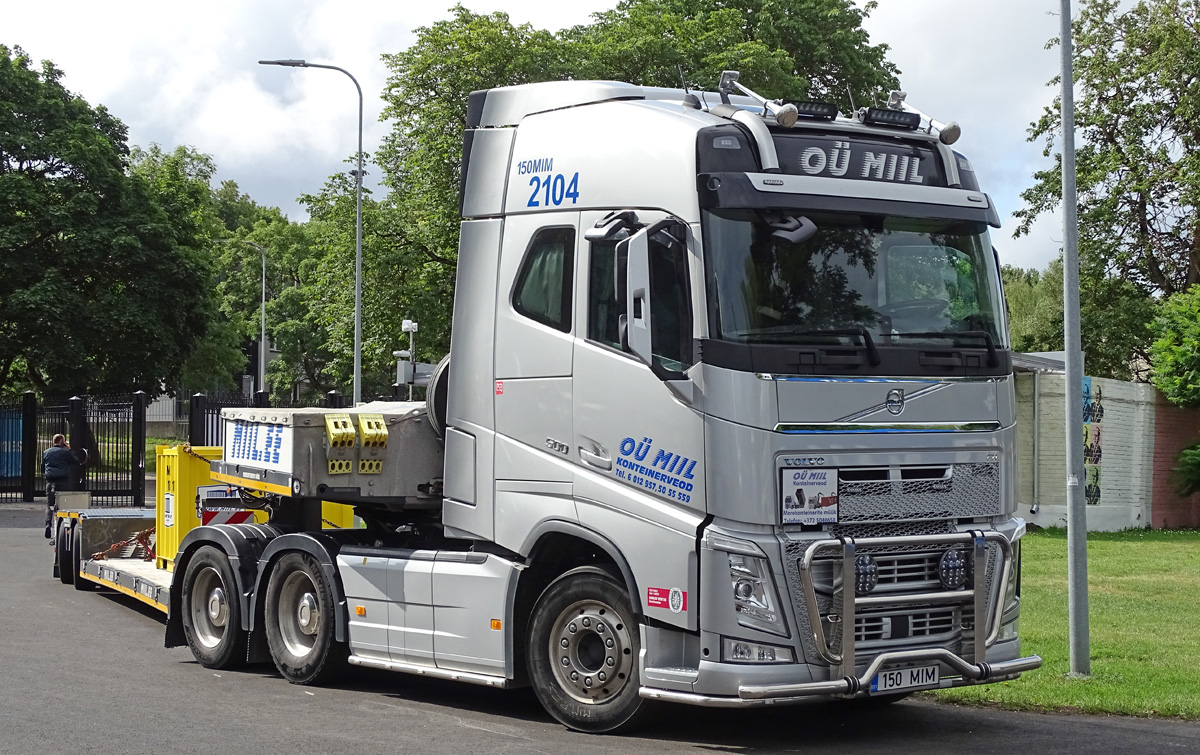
[885,388,905,415]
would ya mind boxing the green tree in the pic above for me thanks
[1149,285,1200,407]
[1001,258,1156,380]
[569,0,897,108]
[1017,0,1200,297]
[0,47,214,396]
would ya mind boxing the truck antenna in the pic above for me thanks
[678,65,700,109]
[846,85,856,113]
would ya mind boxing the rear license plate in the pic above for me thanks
[870,664,940,694]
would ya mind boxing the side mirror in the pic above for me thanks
[621,219,695,403]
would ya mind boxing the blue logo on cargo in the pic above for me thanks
[228,420,283,465]
[615,436,697,504]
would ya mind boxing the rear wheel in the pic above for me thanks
[181,546,245,669]
[56,522,73,584]
[527,568,650,733]
[71,524,93,591]
[264,552,346,684]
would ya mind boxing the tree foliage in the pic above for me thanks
[0,47,215,397]
[1149,285,1200,406]
[1017,0,1200,297]
[1001,258,1156,381]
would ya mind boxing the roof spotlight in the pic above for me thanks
[773,102,799,127]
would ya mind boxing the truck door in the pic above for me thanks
[491,213,578,548]
[571,211,706,626]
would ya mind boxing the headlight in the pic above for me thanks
[706,530,788,637]
[855,554,879,595]
[728,552,787,636]
[939,547,970,590]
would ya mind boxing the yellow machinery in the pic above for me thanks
[156,445,356,570]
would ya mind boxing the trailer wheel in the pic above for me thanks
[527,568,649,733]
[181,546,245,669]
[264,552,346,684]
[56,522,73,585]
[71,524,93,591]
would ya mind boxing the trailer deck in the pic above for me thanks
[55,507,170,613]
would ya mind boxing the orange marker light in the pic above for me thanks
[490,619,502,630]
[355,606,366,616]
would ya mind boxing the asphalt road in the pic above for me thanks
[2,504,1198,755]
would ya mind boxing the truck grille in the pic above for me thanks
[856,608,958,644]
[837,462,1000,523]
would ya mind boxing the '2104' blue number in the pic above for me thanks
[527,172,580,207]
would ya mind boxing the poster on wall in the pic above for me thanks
[1082,376,1104,506]
[781,467,839,525]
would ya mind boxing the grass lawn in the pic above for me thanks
[933,527,1200,719]
[145,436,187,476]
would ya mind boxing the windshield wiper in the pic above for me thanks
[894,330,998,367]
[790,327,881,366]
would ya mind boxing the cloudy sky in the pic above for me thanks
[7,0,1067,269]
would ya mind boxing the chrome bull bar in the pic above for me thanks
[800,530,1011,675]
[640,531,1041,708]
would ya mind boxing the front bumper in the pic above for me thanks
[644,528,1041,707]
[641,649,1042,707]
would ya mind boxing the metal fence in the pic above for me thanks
[0,391,145,506]
[0,397,23,500]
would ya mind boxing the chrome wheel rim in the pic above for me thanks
[190,566,229,649]
[548,599,634,705]
[278,570,320,658]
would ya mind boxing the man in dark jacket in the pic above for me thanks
[43,434,75,538]
[44,434,76,491]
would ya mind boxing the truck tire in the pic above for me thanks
[71,524,93,591]
[56,522,73,585]
[181,546,246,669]
[527,568,650,733]
[264,552,347,684]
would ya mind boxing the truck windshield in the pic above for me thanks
[702,209,1008,348]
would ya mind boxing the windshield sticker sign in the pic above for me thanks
[781,467,839,525]
[616,436,697,505]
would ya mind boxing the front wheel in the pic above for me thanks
[264,552,346,684]
[527,568,650,733]
[181,546,245,669]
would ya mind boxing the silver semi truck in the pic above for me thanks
[85,73,1040,733]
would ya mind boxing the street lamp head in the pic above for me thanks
[259,59,308,67]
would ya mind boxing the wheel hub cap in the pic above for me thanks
[549,600,634,705]
[297,593,319,635]
[207,587,228,627]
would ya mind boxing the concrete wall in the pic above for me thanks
[1017,374,1167,531]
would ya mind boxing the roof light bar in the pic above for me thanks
[786,101,839,120]
[861,107,922,130]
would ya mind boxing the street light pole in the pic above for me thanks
[260,248,267,395]
[1058,0,1090,677]
[260,58,365,405]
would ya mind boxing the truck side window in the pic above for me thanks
[513,227,575,332]
[587,237,624,349]
[648,227,693,372]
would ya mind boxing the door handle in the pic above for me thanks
[579,447,612,471]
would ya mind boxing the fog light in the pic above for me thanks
[939,547,969,590]
[722,638,794,664]
[855,553,879,595]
